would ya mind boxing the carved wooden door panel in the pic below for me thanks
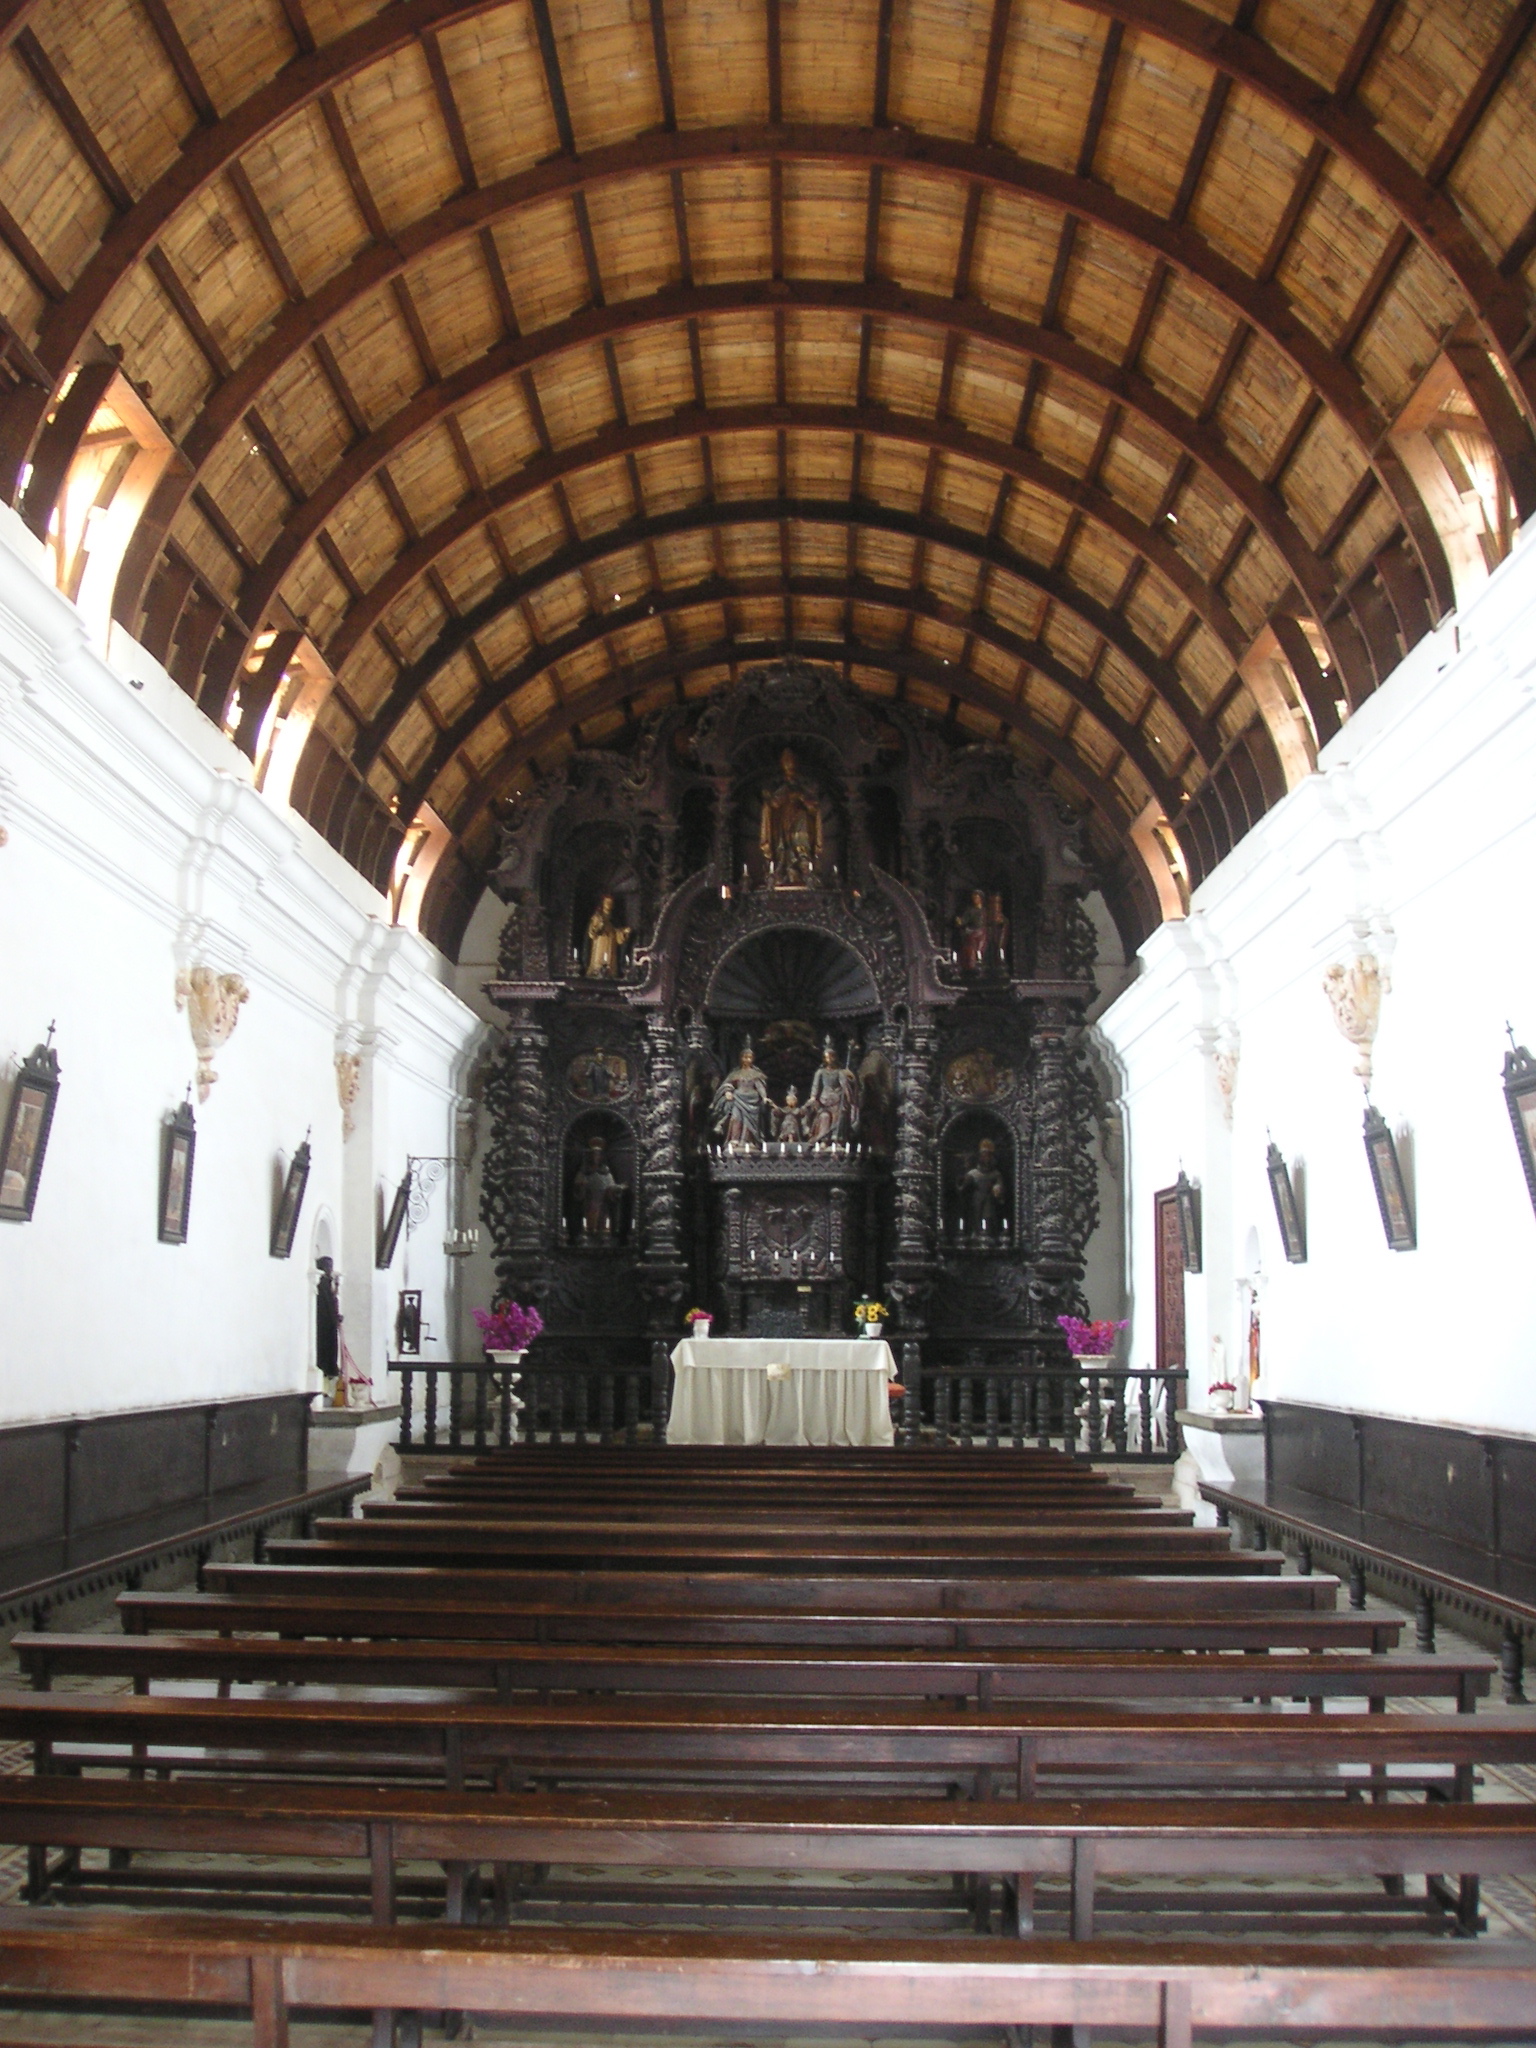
[1154,1186,1185,1373]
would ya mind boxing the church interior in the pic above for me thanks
[2,0,1536,2040]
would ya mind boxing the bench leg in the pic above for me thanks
[972,1876,993,1933]
[1348,1561,1367,1609]
[1457,1874,1482,1937]
[250,1955,289,2048]
[1159,1981,1193,2048]
[1502,1623,1527,1704]
[23,1844,46,1902]
[1415,1589,1436,1654]
[1009,1873,1035,1937]
[1070,1840,1095,1941]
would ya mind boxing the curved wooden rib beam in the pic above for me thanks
[12,0,1523,436]
[112,135,1443,616]
[350,491,1216,771]
[240,400,1250,685]
[400,572,1187,818]
[437,633,1146,857]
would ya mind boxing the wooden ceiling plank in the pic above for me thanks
[421,28,478,192]
[319,91,391,243]
[1076,22,1124,180]
[527,0,577,156]
[648,0,677,132]
[137,0,217,126]
[14,28,132,208]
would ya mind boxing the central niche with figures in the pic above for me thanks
[480,658,1105,1359]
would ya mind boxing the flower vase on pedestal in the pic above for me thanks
[486,1349,527,1444]
[860,1323,885,1340]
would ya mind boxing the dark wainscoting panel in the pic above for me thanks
[1264,1399,1536,1574]
[0,1394,310,1595]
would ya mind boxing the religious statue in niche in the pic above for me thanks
[957,1137,1010,1241]
[315,1256,341,1389]
[955,889,988,974]
[567,1047,631,1101]
[945,1048,1015,1104]
[857,1043,895,1155]
[583,895,631,978]
[758,749,824,885]
[711,1038,773,1146]
[806,1036,861,1143]
[985,891,1010,975]
[571,1134,626,1242]
[774,1086,808,1143]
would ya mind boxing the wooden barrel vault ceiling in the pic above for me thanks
[2,0,1535,957]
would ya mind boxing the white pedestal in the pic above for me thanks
[307,1402,402,1496]
[1172,1408,1265,1527]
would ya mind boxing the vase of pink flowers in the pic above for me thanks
[684,1306,714,1341]
[472,1301,543,1445]
[1056,1315,1128,1360]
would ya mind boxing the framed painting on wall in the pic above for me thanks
[1502,1036,1536,1220]
[376,1167,411,1269]
[0,1032,60,1223]
[1363,1104,1415,1252]
[158,1098,197,1245]
[1174,1169,1202,1272]
[1153,1185,1186,1375]
[1266,1141,1307,1262]
[270,1137,311,1259]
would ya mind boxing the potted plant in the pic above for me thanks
[1056,1315,1128,1359]
[684,1305,714,1341]
[1207,1379,1236,1413]
[853,1298,889,1339]
[472,1300,543,1364]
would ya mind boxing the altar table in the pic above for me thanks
[667,1337,898,1447]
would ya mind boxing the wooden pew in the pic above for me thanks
[5,1691,1534,1797]
[11,1632,1489,1711]
[116,1588,1405,1654]
[5,1777,1533,1940]
[0,1909,1532,2048]
[202,1562,1338,1611]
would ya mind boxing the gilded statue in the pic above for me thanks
[758,748,823,885]
[583,894,630,978]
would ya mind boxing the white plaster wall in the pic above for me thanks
[0,508,483,1425]
[1099,521,1536,1438]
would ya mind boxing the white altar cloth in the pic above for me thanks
[667,1337,897,1447]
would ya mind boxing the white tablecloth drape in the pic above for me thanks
[667,1337,898,1447]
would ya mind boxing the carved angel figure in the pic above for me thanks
[176,965,249,1101]
[1322,954,1388,1082]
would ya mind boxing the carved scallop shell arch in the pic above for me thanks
[676,884,909,1020]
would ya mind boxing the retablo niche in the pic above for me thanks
[481,659,1104,1348]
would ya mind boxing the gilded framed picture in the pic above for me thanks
[1502,1037,1536,1220]
[158,1098,197,1245]
[376,1167,411,1268]
[0,1033,60,1223]
[1363,1104,1415,1252]
[1266,1140,1306,1263]
[270,1137,311,1259]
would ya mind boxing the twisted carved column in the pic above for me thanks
[1029,1000,1078,1311]
[638,1009,688,1330]
[506,1003,550,1266]
[890,1010,939,1333]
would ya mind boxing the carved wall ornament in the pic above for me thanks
[335,1052,363,1139]
[1322,954,1389,1083]
[175,965,248,1101]
[1212,1037,1239,1127]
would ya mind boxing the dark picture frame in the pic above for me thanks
[1174,1168,1202,1272]
[1363,1104,1415,1251]
[158,1097,197,1245]
[270,1136,311,1259]
[376,1167,411,1268]
[1266,1140,1307,1263]
[0,1032,60,1223]
[1502,1036,1536,1220]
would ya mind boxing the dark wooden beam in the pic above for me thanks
[138,0,218,126]
[648,0,677,131]
[14,29,132,207]
[319,92,390,243]
[421,29,478,191]
[1077,22,1124,179]
[527,0,576,155]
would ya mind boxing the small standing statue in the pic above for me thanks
[775,1085,808,1144]
[806,1036,861,1144]
[758,748,824,885]
[573,1135,625,1241]
[954,889,987,975]
[711,1037,773,1147]
[959,1137,1008,1238]
[583,895,631,978]
[984,891,1010,976]
[315,1256,341,1393]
